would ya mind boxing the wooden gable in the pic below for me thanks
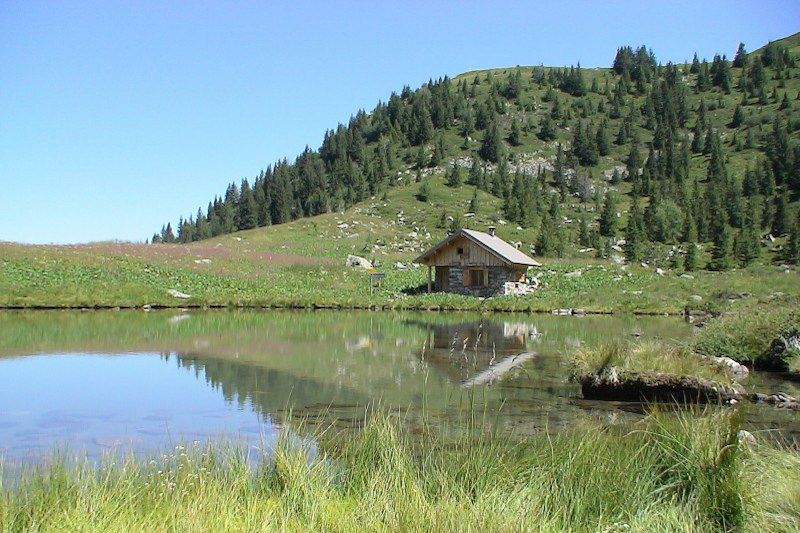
[421,235,508,267]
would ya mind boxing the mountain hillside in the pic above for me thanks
[153,35,800,271]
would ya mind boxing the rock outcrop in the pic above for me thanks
[579,367,743,404]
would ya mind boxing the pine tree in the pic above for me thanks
[509,120,523,146]
[237,180,258,230]
[596,120,610,156]
[479,116,504,163]
[773,190,790,236]
[735,201,761,266]
[685,243,699,271]
[416,180,431,202]
[599,191,619,237]
[786,210,800,264]
[161,223,175,243]
[468,156,482,187]
[732,43,748,68]
[537,115,557,141]
[730,105,744,128]
[624,197,647,262]
[690,53,700,74]
[469,189,478,212]
[710,223,734,270]
[446,165,462,187]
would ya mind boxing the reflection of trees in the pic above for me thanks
[162,353,367,418]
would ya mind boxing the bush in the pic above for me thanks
[693,300,800,368]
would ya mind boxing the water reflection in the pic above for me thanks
[0,310,796,463]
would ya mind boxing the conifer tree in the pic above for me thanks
[596,120,610,156]
[685,243,699,271]
[468,156,482,187]
[161,223,175,243]
[416,180,431,202]
[730,105,744,128]
[446,165,462,187]
[238,180,258,230]
[537,115,557,141]
[469,189,478,213]
[732,43,748,68]
[786,211,800,264]
[509,120,523,146]
[599,190,619,236]
[773,190,790,236]
[624,197,647,262]
[710,223,734,270]
[690,53,700,74]
[479,116,504,163]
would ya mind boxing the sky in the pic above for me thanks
[1,1,798,244]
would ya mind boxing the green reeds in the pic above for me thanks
[1,408,798,532]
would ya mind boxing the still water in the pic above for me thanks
[0,310,797,464]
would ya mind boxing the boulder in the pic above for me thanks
[346,255,373,269]
[702,355,750,381]
[564,270,582,278]
[748,391,800,410]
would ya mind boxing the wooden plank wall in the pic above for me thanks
[425,236,507,267]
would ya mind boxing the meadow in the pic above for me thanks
[2,177,798,314]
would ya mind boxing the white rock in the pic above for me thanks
[564,270,582,278]
[346,255,373,269]
[655,268,665,276]
[167,289,191,299]
[194,259,211,265]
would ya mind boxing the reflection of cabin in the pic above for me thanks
[414,228,541,297]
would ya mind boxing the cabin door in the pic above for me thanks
[435,266,449,291]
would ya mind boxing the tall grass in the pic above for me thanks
[1,409,798,532]
[570,340,735,385]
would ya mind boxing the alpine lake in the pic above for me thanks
[1,309,798,467]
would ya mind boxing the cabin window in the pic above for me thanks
[468,268,486,287]
[457,247,464,255]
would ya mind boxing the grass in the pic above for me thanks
[693,297,800,372]
[1,409,798,532]
[1,204,798,314]
[570,340,736,387]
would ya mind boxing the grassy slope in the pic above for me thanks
[2,169,799,312]
[2,36,799,312]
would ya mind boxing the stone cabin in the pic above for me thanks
[414,228,541,297]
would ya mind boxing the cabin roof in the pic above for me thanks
[414,229,541,267]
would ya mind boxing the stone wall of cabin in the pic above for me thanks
[437,266,523,297]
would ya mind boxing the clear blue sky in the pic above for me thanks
[1,1,798,244]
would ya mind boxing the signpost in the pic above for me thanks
[369,270,386,295]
